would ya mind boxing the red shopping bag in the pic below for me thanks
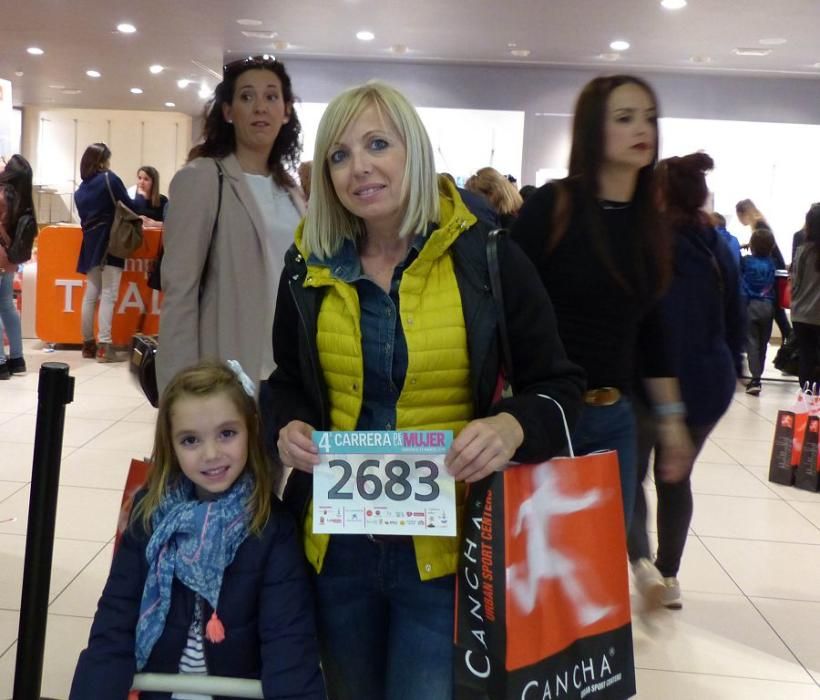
[795,415,820,492]
[775,270,791,309]
[768,391,812,486]
[454,450,635,700]
[114,458,152,553]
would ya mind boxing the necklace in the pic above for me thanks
[599,199,632,211]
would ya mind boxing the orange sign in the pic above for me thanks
[35,224,163,345]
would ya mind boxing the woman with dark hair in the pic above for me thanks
[511,75,692,529]
[789,203,820,389]
[0,154,37,378]
[157,55,306,394]
[133,165,168,224]
[627,152,745,610]
[74,143,136,362]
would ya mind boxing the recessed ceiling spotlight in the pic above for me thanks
[508,42,518,48]
[26,47,44,55]
[356,30,375,41]
[272,40,290,51]
[236,18,263,26]
[510,49,531,57]
[390,44,408,55]
[149,64,164,74]
[130,87,143,94]
[62,89,82,95]
[117,23,137,34]
[48,84,66,89]
[14,71,24,77]
[689,55,713,64]
[164,102,176,108]
[86,69,101,78]
[177,79,191,89]
[242,30,278,39]
[733,47,772,56]
[759,37,787,46]
[198,83,211,99]
[661,0,687,8]
[597,52,621,62]
[610,40,630,51]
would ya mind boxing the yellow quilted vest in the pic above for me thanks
[296,183,478,580]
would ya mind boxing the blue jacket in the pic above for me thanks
[715,225,741,269]
[74,170,135,273]
[663,224,746,427]
[741,254,776,302]
[70,495,325,700]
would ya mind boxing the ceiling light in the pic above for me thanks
[48,84,66,89]
[149,64,164,74]
[86,69,101,78]
[164,102,176,108]
[759,37,787,46]
[689,55,713,64]
[507,43,517,48]
[272,40,290,51]
[510,49,531,57]
[733,47,772,56]
[14,71,24,77]
[597,52,621,62]
[610,40,630,51]
[130,87,143,94]
[236,18,262,26]
[198,83,211,99]
[356,30,375,41]
[62,89,82,95]
[390,44,408,55]
[661,0,687,8]
[242,30,278,39]
[117,23,137,34]
[177,79,191,89]
[26,47,44,55]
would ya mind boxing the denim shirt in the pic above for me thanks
[312,233,427,431]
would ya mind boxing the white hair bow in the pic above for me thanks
[226,359,256,397]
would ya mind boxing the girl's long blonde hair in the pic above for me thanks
[132,360,275,535]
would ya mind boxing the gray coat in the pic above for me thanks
[791,243,820,325]
[157,154,306,394]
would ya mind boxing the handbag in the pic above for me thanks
[129,162,224,405]
[453,232,635,699]
[105,172,144,258]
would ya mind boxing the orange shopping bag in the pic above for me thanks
[114,458,152,553]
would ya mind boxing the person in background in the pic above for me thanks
[132,165,168,225]
[711,211,741,268]
[263,81,584,700]
[628,153,745,611]
[70,360,325,699]
[298,161,313,201]
[512,74,692,529]
[740,227,777,395]
[465,166,523,228]
[789,204,820,389]
[158,55,306,395]
[0,154,36,379]
[74,143,136,362]
[519,184,537,203]
[439,171,498,227]
[736,198,791,342]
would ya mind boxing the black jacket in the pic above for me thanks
[260,220,586,514]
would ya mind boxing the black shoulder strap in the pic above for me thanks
[486,228,514,387]
[200,161,224,288]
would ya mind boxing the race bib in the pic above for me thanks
[312,430,456,537]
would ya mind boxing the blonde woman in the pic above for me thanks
[465,166,523,228]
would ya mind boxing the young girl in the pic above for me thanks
[70,360,325,700]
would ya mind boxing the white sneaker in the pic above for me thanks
[632,558,666,610]
[661,577,682,609]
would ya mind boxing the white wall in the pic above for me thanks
[21,107,192,222]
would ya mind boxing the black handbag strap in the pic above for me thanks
[200,161,224,290]
[486,228,514,387]
[103,171,117,206]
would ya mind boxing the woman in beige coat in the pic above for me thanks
[158,56,305,393]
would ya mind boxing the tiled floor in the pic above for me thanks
[2,340,820,698]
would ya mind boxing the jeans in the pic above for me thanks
[627,402,714,577]
[0,271,22,363]
[746,299,774,380]
[314,536,454,700]
[571,397,637,528]
[81,265,123,344]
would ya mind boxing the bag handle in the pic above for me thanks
[538,394,575,458]
[103,171,117,206]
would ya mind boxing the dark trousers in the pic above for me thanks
[775,305,792,342]
[746,299,775,380]
[627,402,715,578]
[793,321,820,390]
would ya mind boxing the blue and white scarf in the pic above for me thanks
[135,472,253,670]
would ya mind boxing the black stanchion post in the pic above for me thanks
[12,363,74,700]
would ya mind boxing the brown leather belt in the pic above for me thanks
[584,387,622,407]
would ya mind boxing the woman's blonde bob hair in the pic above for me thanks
[465,167,523,216]
[302,81,440,259]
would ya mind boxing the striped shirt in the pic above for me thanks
[171,594,212,700]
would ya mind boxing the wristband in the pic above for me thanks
[654,401,685,418]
